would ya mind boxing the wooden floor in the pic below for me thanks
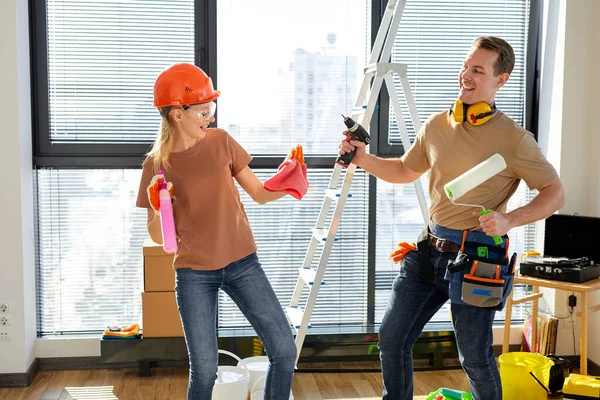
[0,366,470,400]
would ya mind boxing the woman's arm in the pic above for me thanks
[234,166,287,205]
[147,208,164,244]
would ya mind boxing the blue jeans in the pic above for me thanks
[175,252,296,400]
[378,223,507,400]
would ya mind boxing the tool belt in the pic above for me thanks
[447,230,516,309]
[416,225,516,310]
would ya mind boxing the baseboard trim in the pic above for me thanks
[589,359,600,375]
[37,356,188,371]
[33,350,600,374]
[560,355,600,375]
[0,358,39,388]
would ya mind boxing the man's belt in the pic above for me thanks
[429,234,460,253]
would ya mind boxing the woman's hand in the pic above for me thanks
[147,174,173,211]
[286,144,304,164]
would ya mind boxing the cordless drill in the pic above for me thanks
[336,114,371,167]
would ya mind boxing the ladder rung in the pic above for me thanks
[299,267,325,286]
[286,306,311,330]
[350,105,379,115]
[350,107,366,115]
[364,63,378,74]
[325,188,352,201]
[312,228,339,242]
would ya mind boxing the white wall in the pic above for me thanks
[0,0,599,375]
[0,0,36,374]
[584,0,600,367]
[539,0,600,363]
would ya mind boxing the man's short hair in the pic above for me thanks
[472,36,515,76]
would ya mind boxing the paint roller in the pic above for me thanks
[444,153,507,245]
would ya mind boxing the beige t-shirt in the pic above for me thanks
[136,128,257,270]
[401,110,558,231]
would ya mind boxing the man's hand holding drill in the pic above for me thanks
[336,115,371,168]
[338,133,367,167]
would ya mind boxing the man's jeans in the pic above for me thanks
[377,223,503,400]
[175,252,296,400]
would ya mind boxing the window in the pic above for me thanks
[35,169,147,334]
[32,0,197,167]
[214,0,371,327]
[33,0,373,335]
[216,0,368,156]
[380,0,534,154]
[375,180,535,325]
[32,0,539,335]
[35,169,369,334]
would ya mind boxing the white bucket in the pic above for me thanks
[249,373,295,400]
[250,374,266,400]
[212,349,250,400]
[238,355,269,397]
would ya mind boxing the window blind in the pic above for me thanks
[35,169,147,334]
[387,0,530,143]
[35,169,369,334]
[219,170,369,328]
[46,0,194,143]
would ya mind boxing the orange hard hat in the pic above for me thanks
[153,63,220,108]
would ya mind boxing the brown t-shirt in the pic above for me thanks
[136,128,257,270]
[401,110,558,231]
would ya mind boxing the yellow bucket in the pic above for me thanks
[499,352,553,400]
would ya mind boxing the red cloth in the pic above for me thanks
[264,159,308,200]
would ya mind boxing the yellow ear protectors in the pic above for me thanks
[450,100,497,126]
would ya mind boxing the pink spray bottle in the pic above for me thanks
[157,170,178,253]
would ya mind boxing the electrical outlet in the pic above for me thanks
[0,330,10,341]
[562,318,575,330]
[0,303,9,314]
[0,316,9,327]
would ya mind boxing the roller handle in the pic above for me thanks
[479,209,503,245]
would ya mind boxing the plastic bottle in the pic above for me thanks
[159,180,178,253]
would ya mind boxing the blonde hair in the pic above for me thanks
[147,109,175,173]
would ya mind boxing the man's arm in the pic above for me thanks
[339,138,424,184]
[506,177,566,227]
[359,154,424,184]
[478,177,566,236]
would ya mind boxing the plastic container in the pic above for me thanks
[158,178,177,253]
[212,350,250,400]
[238,355,269,397]
[499,352,553,400]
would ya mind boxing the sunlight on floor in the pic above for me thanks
[64,386,118,399]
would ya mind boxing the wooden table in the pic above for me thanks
[502,274,600,375]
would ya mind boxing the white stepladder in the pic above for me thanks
[285,0,430,367]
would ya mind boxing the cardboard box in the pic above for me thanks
[141,291,184,338]
[143,239,175,292]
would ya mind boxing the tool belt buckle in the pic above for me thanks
[434,237,448,252]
